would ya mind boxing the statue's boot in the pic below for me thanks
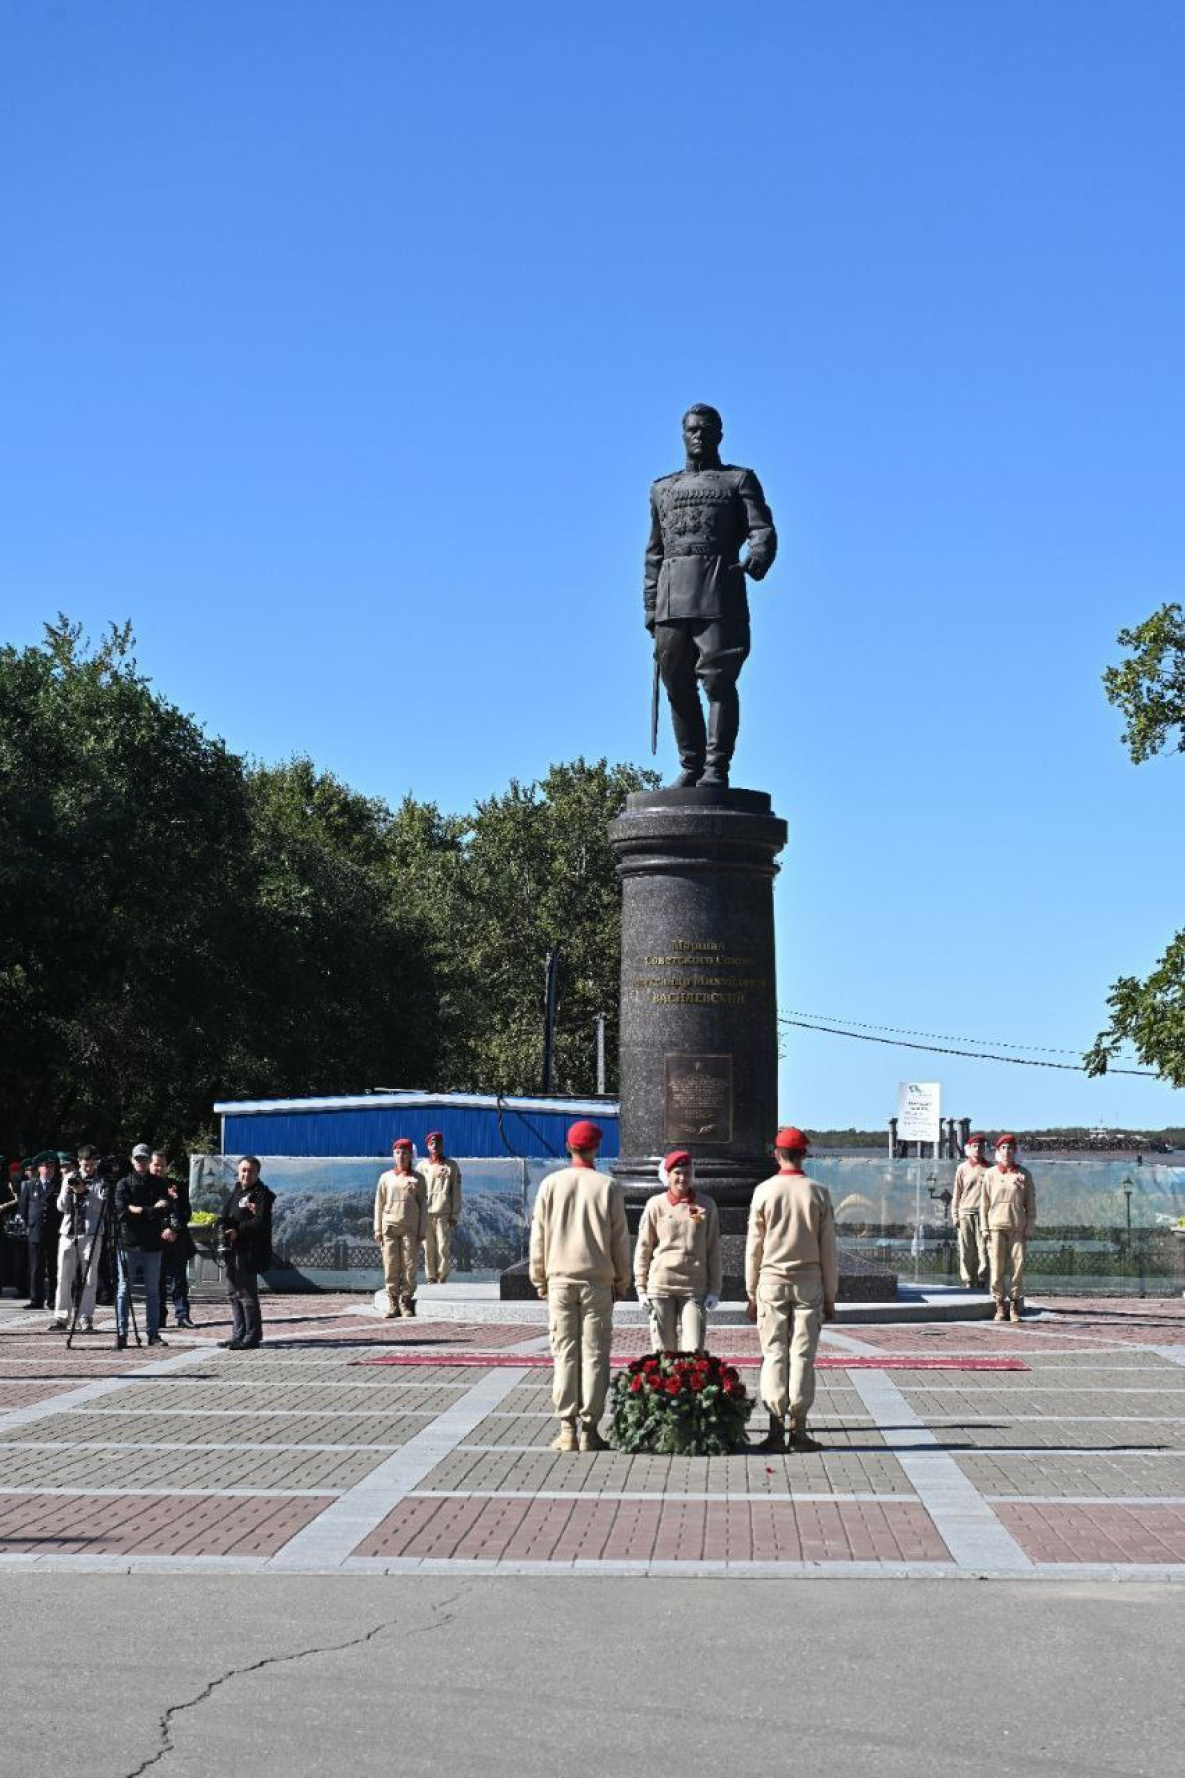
[667,697,706,789]
[700,687,739,788]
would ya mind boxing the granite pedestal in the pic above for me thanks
[608,786,787,1209]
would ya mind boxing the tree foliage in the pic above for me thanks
[1102,601,1185,764]
[1,618,652,1157]
[436,760,658,1096]
[1086,605,1185,1085]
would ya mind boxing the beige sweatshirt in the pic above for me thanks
[416,1157,462,1221]
[634,1192,722,1299]
[529,1164,630,1293]
[374,1168,427,1240]
[981,1164,1036,1238]
[951,1159,989,1220]
[745,1168,839,1302]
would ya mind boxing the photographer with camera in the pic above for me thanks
[113,1144,179,1350]
[218,1156,275,1351]
[48,1146,106,1333]
[153,1149,196,1329]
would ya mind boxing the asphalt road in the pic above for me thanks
[5,1575,1181,1778]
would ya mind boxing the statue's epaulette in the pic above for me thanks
[651,469,682,488]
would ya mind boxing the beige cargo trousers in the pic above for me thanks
[756,1270,824,1424]
[548,1278,614,1429]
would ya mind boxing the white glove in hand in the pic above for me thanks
[636,1293,649,1310]
[704,1294,720,1312]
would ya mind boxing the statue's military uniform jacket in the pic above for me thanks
[644,466,777,626]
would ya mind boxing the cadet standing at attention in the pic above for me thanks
[634,1150,722,1352]
[529,1119,630,1453]
[745,1126,838,1453]
[374,1139,426,1319]
[417,1131,462,1283]
[981,1134,1037,1322]
[951,1131,990,1289]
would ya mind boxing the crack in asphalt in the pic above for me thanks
[123,1587,467,1777]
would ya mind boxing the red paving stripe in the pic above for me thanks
[0,1491,329,1556]
[996,1501,1185,1565]
[353,1353,1027,1371]
[354,1494,948,1562]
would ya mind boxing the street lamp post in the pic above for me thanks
[1122,1177,1133,1294]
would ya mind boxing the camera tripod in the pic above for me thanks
[64,1182,143,1352]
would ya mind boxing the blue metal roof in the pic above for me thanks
[217,1090,620,1161]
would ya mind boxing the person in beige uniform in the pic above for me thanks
[634,1150,722,1352]
[745,1125,838,1453]
[529,1118,630,1453]
[374,1139,426,1318]
[951,1131,990,1289]
[417,1130,462,1283]
[981,1133,1036,1321]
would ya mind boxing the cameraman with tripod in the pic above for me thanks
[113,1144,178,1350]
[48,1146,106,1333]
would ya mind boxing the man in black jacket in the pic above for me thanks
[113,1144,179,1349]
[19,1157,60,1309]
[153,1150,196,1329]
[218,1156,275,1351]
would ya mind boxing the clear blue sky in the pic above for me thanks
[3,1,1183,1130]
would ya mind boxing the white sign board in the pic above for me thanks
[897,1081,942,1145]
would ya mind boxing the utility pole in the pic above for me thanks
[541,947,562,1093]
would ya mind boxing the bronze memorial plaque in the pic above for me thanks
[663,1053,733,1144]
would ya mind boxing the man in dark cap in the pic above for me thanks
[644,404,777,787]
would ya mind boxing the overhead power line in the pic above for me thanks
[784,1009,1138,1061]
[778,1015,1157,1078]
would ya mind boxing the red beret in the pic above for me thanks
[664,1150,692,1170]
[567,1119,603,1150]
[967,1132,987,1144]
[995,1133,1018,1148]
[392,1138,413,1151]
[426,1131,443,1143]
[775,1126,810,1151]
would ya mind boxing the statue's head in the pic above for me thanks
[682,404,723,464]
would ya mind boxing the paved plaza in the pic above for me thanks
[2,1290,1183,1579]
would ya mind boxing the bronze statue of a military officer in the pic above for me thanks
[644,405,777,787]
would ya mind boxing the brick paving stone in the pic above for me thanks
[0,1382,80,1408]
[0,1408,429,1448]
[417,1446,915,1496]
[0,1443,389,1491]
[956,1452,1185,1498]
[354,1493,947,1563]
[996,1501,1185,1563]
[115,1382,471,1414]
[0,1490,327,1555]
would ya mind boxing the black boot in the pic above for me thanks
[754,1412,786,1453]
[701,688,739,788]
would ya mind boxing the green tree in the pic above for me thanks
[1086,604,1185,1085]
[437,758,659,1096]
[1101,602,1185,762]
[0,617,254,1152]
[235,759,441,1098]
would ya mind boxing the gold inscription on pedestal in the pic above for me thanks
[664,1052,733,1144]
[633,935,765,1007]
